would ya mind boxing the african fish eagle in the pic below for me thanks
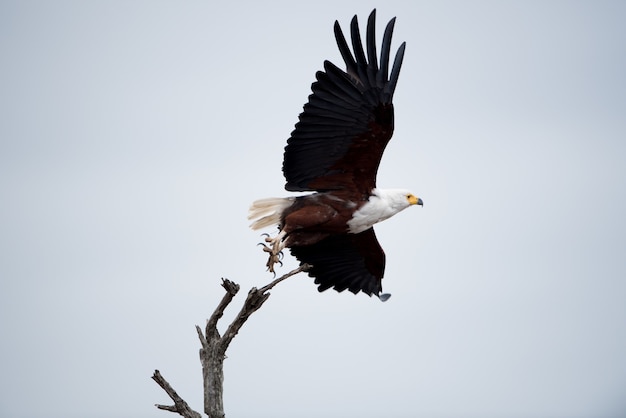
[248,10,422,300]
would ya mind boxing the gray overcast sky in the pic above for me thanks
[1,1,625,417]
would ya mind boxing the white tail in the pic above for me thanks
[248,197,294,230]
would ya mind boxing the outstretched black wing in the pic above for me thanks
[289,228,386,297]
[283,9,406,195]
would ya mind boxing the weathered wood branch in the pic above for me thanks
[152,370,202,418]
[206,279,240,339]
[153,264,311,418]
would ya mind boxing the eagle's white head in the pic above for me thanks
[347,188,422,234]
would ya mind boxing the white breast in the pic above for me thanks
[346,188,411,234]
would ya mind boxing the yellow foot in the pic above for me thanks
[258,231,286,275]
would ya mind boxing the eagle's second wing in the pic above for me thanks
[289,228,386,297]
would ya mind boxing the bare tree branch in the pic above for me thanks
[152,370,202,418]
[220,264,311,353]
[153,264,311,418]
[259,263,311,293]
[206,279,240,338]
[196,324,208,350]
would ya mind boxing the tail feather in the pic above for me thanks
[248,197,293,230]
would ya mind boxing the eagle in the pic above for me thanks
[248,10,422,301]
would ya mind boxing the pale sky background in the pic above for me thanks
[1,1,625,417]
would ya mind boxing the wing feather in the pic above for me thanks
[378,17,396,88]
[366,10,379,87]
[387,42,406,98]
[350,15,368,84]
[333,20,358,80]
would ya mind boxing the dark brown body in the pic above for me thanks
[280,192,365,247]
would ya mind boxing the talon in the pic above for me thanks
[257,230,287,274]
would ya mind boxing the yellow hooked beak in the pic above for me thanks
[407,194,423,206]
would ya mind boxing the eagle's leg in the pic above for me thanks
[259,230,286,274]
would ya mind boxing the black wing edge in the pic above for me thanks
[289,229,386,298]
[333,9,406,102]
